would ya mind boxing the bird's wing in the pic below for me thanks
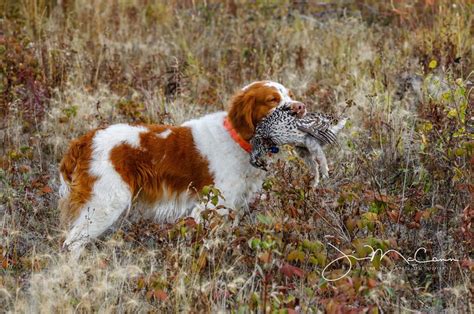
[297,113,338,145]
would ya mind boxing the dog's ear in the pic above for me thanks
[228,91,255,141]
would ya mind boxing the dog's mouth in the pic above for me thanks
[282,102,305,118]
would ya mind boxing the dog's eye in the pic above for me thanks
[267,96,279,103]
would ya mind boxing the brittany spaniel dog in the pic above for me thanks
[58,81,306,256]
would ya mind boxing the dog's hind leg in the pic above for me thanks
[62,176,132,259]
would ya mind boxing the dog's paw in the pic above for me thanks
[321,166,329,179]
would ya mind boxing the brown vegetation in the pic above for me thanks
[0,0,472,312]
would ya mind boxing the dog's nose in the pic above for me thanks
[290,102,306,118]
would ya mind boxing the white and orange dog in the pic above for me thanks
[58,81,306,256]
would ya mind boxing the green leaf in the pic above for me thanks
[422,122,433,132]
[287,249,305,262]
[20,146,31,153]
[369,201,383,214]
[447,108,457,118]
[384,286,395,298]
[317,277,328,288]
[308,256,319,265]
[201,185,210,195]
[256,214,272,225]
[459,100,467,123]
[248,238,261,250]
[362,212,378,222]
[315,252,327,266]
[453,127,465,138]
[442,91,452,101]
[302,239,324,253]
[299,189,305,200]
[454,148,465,157]
[367,222,375,232]
[262,179,273,191]
[453,167,463,182]
[372,254,381,269]
[428,60,437,69]
[180,226,187,237]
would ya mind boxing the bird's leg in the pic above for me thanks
[296,147,320,187]
[305,138,329,180]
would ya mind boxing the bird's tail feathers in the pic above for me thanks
[330,117,347,135]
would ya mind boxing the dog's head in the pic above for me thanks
[227,81,306,141]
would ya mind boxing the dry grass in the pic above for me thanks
[0,0,472,312]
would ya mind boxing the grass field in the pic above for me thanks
[0,0,472,312]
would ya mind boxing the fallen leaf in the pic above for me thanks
[184,218,197,228]
[387,210,399,222]
[280,263,305,278]
[414,211,423,223]
[41,186,53,194]
[461,259,474,271]
[367,278,377,288]
[258,251,271,264]
[19,165,31,173]
[153,289,168,301]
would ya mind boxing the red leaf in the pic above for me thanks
[461,259,474,270]
[280,263,305,278]
[387,210,399,222]
[367,278,377,289]
[19,165,31,173]
[41,186,53,194]
[258,251,271,264]
[407,221,420,229]
[414,211,423,223]
[184,218,197,228]
[153,289,168,301]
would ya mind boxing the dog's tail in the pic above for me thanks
[58,131,96,225]
[59,139,82,197]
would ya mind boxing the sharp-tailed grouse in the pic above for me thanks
[250,104,347,186]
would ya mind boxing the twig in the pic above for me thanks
[397,122,415,234]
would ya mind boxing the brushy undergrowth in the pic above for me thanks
[0,0,472,312]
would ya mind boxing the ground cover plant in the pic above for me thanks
[0,0,472,312]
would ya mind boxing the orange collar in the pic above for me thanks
[223,117,252,153]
